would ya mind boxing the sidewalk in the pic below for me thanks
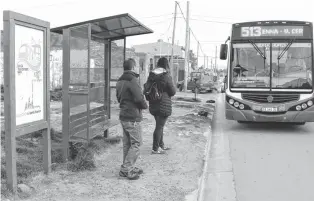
[16,92,217,201]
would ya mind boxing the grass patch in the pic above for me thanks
[1,182,14,200]
[174,97,201,102]
[173,102,195,109]
[67,136,121,172]
[67,142,97,172]
[50,87,63,101]
[1,129,64,184]
[1,128,122,199]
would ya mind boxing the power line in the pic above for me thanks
[190,29,205,55]
[189,18,233,24]
[176,17,233,24]
[176,2,206,59]
[140,13,174,19]
[189,14,245,21]
[160,17,174,37]
[176,2,187,21]
[146,18,173,26]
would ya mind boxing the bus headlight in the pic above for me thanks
[289,98,314,111]
[226,95,251,110]
[239,104,245,110]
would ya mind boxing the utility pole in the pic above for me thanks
[206,56,209,69]
[203,55,206,68]
[184,1,190,92]
[170,1,178,85]
[196,42,199,69]
[188,28,191,75]
[215,46,218,73]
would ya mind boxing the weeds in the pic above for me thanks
[174,96,201,102]
[50,88,63,101]
[1,127,122,199]
[67,136,121,172]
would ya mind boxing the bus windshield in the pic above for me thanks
[231,43,271,88]
[272,43,312,89]
[231,42,312,89]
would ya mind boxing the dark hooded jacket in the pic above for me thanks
[116,70,148,122]
[146,68,176,117]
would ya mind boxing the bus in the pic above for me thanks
[220,21,314,125]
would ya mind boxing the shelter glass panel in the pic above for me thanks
[69,25,88,87]
[50,32,63,91]
[111,39,125,80]
[90,40,105,85]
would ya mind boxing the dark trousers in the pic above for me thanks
[152,115,168,151]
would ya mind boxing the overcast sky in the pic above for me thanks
[1,0,314,68]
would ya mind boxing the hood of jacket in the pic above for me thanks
[118,70,139,81]
[148,68,168,81]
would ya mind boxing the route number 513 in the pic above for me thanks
[241,27,262,37]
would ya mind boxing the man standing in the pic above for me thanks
[116,58,148,180]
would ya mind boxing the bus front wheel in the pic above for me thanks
[293,122,306,125]
[237,121,247,124]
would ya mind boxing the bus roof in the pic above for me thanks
[232,21,313,27]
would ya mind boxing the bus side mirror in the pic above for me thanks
[220,44,228,60]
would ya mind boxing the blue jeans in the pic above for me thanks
[152,115,168,151]
[120,121,143,173]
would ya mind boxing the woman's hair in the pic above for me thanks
[157,57,169,70]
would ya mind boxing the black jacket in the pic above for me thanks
[146,68,176,117]
[116,71,148,122]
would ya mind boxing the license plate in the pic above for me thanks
[253,104,286,112]
[262,107,278,112]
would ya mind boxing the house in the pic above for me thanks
[132,39,184,58]
[132,39,195,83]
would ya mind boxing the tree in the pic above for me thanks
[189,50,198,69]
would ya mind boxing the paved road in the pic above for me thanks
[201,93,314,201]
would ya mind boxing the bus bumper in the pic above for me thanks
[226,103,314,122]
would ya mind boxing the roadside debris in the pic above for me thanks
[198,111,209,117]
[206,100,215,103]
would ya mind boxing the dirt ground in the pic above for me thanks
[1,92,217,201]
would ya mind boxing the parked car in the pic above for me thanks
[177,71,217,93]
[187,72,215,93]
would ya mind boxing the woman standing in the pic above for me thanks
[145,57,176,154]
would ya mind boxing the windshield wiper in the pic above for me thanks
[277,39,295,60]
[248,40,266,59]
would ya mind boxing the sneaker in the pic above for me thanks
[119,170,140,180]
[134,167,144,174]
[151,148,166,154]
[127,170,140,180]
[160,146,171,151]
[119,170,127,177]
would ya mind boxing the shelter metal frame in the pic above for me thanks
[51,13,153,161]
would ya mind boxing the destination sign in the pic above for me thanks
[240,26,304,37]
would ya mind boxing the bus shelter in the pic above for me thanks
[51,14,153,160]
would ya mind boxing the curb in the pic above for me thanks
[196,100,217,201]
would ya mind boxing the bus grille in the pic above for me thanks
[241,93,300,103]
